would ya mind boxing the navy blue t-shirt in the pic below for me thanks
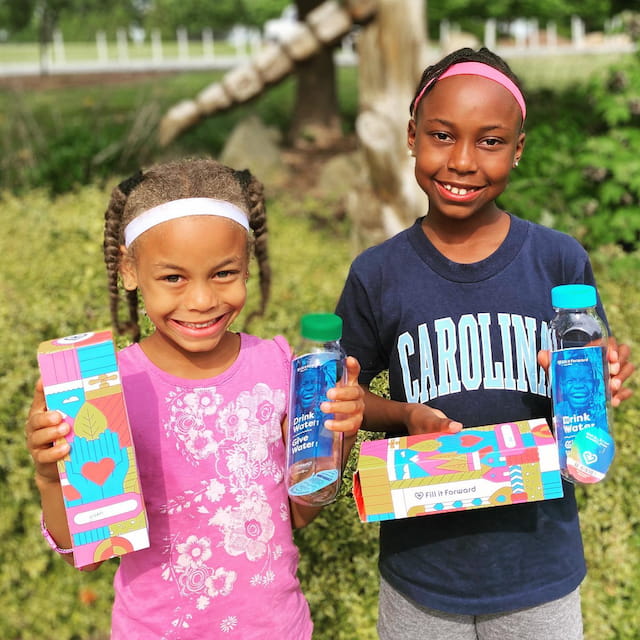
[336,214,606,615]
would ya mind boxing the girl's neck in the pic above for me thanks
[139,330,242,379]
[422,208,510,264]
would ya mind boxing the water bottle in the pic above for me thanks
[286,313,346,506]
[549,284,614,484]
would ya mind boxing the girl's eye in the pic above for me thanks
[163,274,182,283]
[433,131,451,141]
[215,270,238,279]
[481,138,502,147]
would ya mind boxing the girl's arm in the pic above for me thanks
[25,380,102,571]
[360,386,462,436]
[288,356,364,529]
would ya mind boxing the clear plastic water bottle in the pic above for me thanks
[286,313,346,506]
[549,284,614,484]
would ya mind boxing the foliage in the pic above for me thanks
[501,49,640,252]
[0,0,140,43]
[427,0,630,30]
[0,65,360,196]
[143,0,291,36]
[1,0,291,41]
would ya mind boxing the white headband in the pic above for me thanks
[124,197,250,248]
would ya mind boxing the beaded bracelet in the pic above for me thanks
[40,513,73,555]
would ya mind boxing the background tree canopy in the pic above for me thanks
[0,0,632,41]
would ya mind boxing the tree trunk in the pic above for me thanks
[348,0,429,251]
[289,0,342,149]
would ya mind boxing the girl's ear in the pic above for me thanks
[407,118,417,155]
[119,246,138,291]
[514,131,526,166]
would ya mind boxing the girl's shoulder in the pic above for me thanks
[240,333,293,362]
[515,215,589,258]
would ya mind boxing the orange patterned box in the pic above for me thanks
[354,419,563,523]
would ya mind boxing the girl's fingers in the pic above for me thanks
[32,439,70,465]
[344,356,361,384]
[28,422,69,450]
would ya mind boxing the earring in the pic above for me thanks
[513,160,520,168]
[408,148,415,157]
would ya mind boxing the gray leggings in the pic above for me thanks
[377,576,583,640]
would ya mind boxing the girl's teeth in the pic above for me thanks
[444,184,472,195]
[183,320,215,329]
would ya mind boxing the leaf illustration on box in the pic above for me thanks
[74,402,108,440]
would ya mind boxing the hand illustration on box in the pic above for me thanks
[65,429,130,504]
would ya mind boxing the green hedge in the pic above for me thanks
[2,183,638,639]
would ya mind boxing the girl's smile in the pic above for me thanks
[435,180,483,201]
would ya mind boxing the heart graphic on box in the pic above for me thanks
[583,451,598,465]
[82,458,116,485]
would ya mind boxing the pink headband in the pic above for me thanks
[411,61,526,121]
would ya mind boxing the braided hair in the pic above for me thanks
[103,157,271,342]
[410,47,525,119]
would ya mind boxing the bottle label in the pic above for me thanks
[288,469,340,496]
[551,345,614,483]
[288,352,341,496]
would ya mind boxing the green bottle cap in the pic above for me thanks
[551,284,597,309]
[300,313,343,342]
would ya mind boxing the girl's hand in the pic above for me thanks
[25,379,70,484]
[537,338,635,407]
[321,356,365,438]
[404,402,463,435]
[606,337,634,407]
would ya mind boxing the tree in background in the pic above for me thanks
[147,0,343,148]
[427,0,631,39]
[143,0,288,38]
[288,0,342,149]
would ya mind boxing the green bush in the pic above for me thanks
[503,53,640,252]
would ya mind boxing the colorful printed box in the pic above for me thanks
[353,419,563,523]
[37,330,149,567]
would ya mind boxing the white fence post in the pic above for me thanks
[528,19,539,48]
[151,29,163,62]
[571,16,585,49]
[96,30,108,62]
[117,28,129,62]
[484,18,496,50]
[177,27,189,60]
[546,21,557,49]
[439,19,450,49]
[202,28,214,59]
[53,29,65,64]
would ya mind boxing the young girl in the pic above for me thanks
[335,48,634,640]
[26,157,364,639]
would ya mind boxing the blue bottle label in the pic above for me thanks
[288,469,340,496]
[288,352,340,496]
[551,345,613,483]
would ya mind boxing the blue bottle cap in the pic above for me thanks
[300,313,342,341]
[551,284,597,309]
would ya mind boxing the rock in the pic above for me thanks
[219,116,288,186]
[315,150,365,204]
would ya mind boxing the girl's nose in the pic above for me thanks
[447,141,477,174]
[186,281,218,311]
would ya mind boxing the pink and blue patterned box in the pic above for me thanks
[37,330,149,567]
[353,419,563,523]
